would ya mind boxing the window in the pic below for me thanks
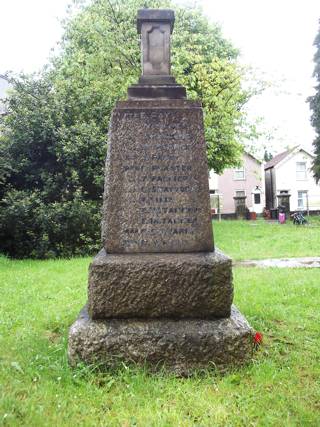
[234,166,245,180]
[254,193,261,204]
[296,162,307,180]
[234,190,246,212]
[297,191,308,209]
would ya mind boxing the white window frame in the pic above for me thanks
[297,190,308,209]
[235,190,246,197]
[296,162,307,180]
[234,166,245,181]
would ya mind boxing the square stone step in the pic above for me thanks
[68,305,253,375]
[88,248,233,319]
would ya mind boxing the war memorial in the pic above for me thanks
[68,9,253,375]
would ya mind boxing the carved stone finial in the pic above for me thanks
[127,8,186,99]
[137,9,174,77]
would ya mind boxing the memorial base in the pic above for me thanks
[68,305,254,376]
[88,249,233,319]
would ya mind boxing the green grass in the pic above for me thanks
[213,216,320,260]
[1,250,320,426]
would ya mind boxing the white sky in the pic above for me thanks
[0,0,319,154]
[203,0,319,155]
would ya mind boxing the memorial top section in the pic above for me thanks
[139,8,174,77]
[137,9,175,34]
[128,8,186,99]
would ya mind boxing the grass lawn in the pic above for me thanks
[213,216,320,260]
[1,220,320,426]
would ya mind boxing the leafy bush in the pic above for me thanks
[0,190,101,258]
[0,0,255,258]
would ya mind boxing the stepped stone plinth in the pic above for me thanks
[68,8,254,374]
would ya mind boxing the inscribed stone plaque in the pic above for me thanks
[102,99,214,253]
[141,23,170,75]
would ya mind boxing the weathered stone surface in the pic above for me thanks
[102,99,214,254]
[67,8,254,374]
[68,305,254,375]
[127,84,186,99]
[138,75,176,84]
[130,9,186,99]
[141,21,171,76]
[138,9,174,76]
[137,9,175,34]
[88,248,233,319]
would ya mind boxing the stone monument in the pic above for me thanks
[68,9,254,375]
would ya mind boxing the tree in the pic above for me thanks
[309,19,320,182]
[263,149,273,162]
[0,73,103,258]
[52,0,249,172]
[0,0,255,258]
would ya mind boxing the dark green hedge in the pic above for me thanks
[0,190,101,258]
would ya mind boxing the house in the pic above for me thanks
[264,146,320,213]
[209,152,265,216]
[0,75,10,116]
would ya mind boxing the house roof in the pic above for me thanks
[244,151,262,164]
[264,146,299,170]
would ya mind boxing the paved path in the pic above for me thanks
[234,257,320,268]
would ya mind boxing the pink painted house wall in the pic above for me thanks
[209,152,265,214]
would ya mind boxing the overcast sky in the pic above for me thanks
[0,0,319,155]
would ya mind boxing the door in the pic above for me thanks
[252,188,263,213]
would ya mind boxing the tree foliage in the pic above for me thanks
[53,0,246,172]
[309,19,320,182]
[0,0,253,258]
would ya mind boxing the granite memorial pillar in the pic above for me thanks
[68,9,253,374]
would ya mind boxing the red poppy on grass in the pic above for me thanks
[254,332,263,345]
